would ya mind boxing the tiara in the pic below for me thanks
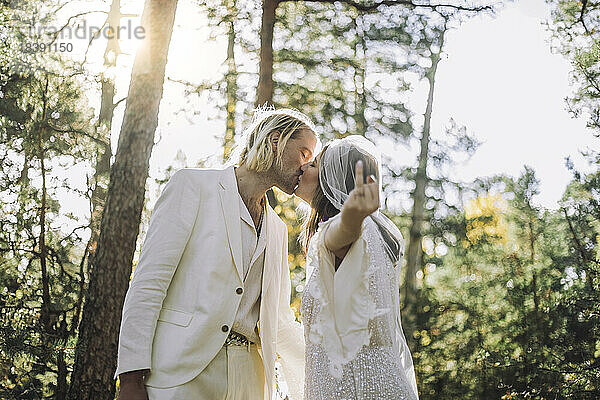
[247,105,317,134]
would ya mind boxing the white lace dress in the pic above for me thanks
[300,215,419,400]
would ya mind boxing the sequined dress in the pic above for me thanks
[300,215,419,400]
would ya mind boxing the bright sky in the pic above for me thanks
[431,0,597,209]
[57,0,597,222]
[381,0,597,210]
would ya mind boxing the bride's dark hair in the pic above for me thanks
[301,144,401,265]
[300,145,338,251]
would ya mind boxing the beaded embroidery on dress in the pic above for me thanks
[301,215,419,400]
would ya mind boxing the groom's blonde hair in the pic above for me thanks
[237,107,316,172]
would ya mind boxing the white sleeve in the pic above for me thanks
[305,216,372,379]
[114,169,200,378]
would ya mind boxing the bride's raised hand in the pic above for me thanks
[325,160,380,257]
[341,160,380,222]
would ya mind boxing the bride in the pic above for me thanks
[293,135,419,400]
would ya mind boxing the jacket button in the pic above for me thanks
[236,287,243,295]
[221,325,229,333]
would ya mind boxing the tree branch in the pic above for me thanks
[562,207,599,266]
[47,11,108,45]
[45,121,110,147]
[575,57,600,96]
[113,96,127,109]
[282,0,494,13]
[579,0,590,34]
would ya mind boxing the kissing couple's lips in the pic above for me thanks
[293,173,302,193]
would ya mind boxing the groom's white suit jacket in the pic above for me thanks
[115,166,304,399]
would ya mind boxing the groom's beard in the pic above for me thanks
[273,165,301,195]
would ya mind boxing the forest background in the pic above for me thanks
[0,0,598,399]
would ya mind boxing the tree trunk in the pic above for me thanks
[255,0,278,108]
[38,75,52,334]
[71,0,123,349]
[67,1,178,399]
[56,344,68,400]
[223,0,237,161]
[84,0,121,288]
[353,14,367,135]
[402,29,445,346]
[256,0,279,206]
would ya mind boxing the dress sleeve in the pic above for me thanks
[396,312,420,399]
[305,215,376,379]
[115,169,200,378]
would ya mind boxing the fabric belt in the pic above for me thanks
[225,330,254,347]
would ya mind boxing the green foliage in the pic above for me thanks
[186,0,261,143]
[274,1,414,141]
[547,0,600,136]
[0,2,99,398]
[412,166,600,399]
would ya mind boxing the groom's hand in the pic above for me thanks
[117,370,149,400]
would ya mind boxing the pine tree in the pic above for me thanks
[547,0,600,139]
[0,3,99,398]
[68,1,179,398]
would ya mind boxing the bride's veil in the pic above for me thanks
[318,135,404,264]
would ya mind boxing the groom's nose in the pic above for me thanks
[300,163,309,173]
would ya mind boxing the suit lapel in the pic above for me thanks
[218,166,244,282]
[258,202,283,396]
[262,204,281,300]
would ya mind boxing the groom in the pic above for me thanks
[115,109,317,400]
